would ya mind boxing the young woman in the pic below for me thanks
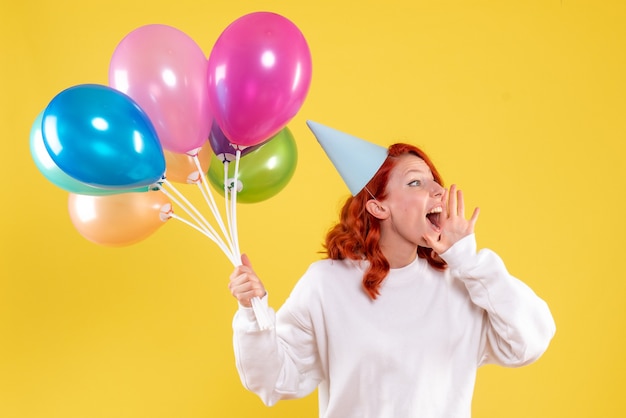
[228,127,556,418]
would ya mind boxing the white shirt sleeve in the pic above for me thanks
[439,234,557,367]
[232,292,323,406]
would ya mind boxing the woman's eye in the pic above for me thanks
[408,180,422,187]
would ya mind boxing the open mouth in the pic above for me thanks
[426,206,442,229]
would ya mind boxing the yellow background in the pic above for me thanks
[1,0,625,417]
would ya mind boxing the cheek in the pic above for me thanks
[395,197,426,218]
[406,195,427,211]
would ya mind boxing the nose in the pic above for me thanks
[431,181,444,197]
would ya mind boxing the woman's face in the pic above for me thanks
[377,154,445,249]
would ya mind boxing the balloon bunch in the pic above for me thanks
[29,12,312,330]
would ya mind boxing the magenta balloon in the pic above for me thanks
[109,24,211,154]
[207,12,312,147]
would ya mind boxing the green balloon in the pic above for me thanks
[208,127,297,203]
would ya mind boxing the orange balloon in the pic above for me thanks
[68,191,172,247]
[163,142,212,184]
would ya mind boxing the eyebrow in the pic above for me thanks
[403,168,431,177]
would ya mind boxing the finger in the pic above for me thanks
[229,271,246,287]
[241,253,253,268]
[228,273,244,291]
[229,267,244,281]
[232,280,265,302]
[230,262,251,280]
[422,234,435,251]
[468,207,480,231]
[441,188,449,216]
[229,277,256,297]
[422,233,441,253]
[456,189,465,217]
[448,184,458,217]
[232,288,255,307]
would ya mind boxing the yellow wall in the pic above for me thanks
[1,0,625,417]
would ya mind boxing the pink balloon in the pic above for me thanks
[109,24,211,154]
[207,12,312,147]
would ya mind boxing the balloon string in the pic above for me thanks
[250,297,272,330]
[161,179,218,237]
[159,155,271,330]
[167,213,237,266]
[231,150,242,262]
[191,155,236,256]
[229,149,272,330]
[157,181,236,264]
[224,161,234,257]
[194,180,236,256]
[158,183,212,237]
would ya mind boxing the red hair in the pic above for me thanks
[324,143,447,299]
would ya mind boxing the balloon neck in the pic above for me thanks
[230,144,248,152]
[218,152,236,163]
[187,171,202,184]
[226,178,243,193]
[185,147,201,157]
[159,203,173,222]
[149,177,165,191]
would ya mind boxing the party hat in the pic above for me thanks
[307,121,388,196]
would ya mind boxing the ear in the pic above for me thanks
[365,199,389,220]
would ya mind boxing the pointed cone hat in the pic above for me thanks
[307,121,388,196]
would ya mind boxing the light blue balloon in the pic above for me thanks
[30,111,149,195]
[41,84,165,189]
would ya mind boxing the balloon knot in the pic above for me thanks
[187,171,202,184]
[159,203,173,222]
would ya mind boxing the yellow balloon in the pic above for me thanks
[163,142,212,184]
[68,191,172,247]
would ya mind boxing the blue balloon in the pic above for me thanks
[30,110,150,195]
[41,84,165,189]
